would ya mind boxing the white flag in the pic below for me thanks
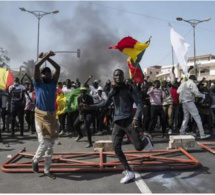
[170,28,190,76]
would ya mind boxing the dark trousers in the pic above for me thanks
[11,103,25,135]
[98,108,108,132]
[58,114,65,131]
[74,114,94,144]
[66,112,73,133]
[71,111,79,134]
[178,104,184,128]
[143,105,150,132]
[105,107,114,131]
[25,110,35,132]
[93,110,100,133]
[112,119,148,171]
[61,112,74,133]
[1,108,7,131]
[200,111,213,133]
[148,105,166,135]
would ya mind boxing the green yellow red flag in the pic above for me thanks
[109,36,150,83]
[56,88,90,116]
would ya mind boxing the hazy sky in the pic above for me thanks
[0,1,215,81]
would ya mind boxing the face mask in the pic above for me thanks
[14,82,18,87]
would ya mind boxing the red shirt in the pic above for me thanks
[171,87,179,106]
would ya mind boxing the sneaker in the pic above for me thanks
[94,131,103,136]
[59,131,65,136]
[180,130,186,135]
[67,132,73,137]
[75,135,83,142]
[120,170,135,184]
[142,136,154,151]
[32,161,39,173]
[200,134,210,139]
[44,172,56,180]
[189,132,197,137]
[85,143,93,148]
[168,129,172,135]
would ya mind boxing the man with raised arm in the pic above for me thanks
[32,51,60,180]
[81,69,153,184]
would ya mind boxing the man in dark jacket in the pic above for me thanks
[81,69,153,184]
[74,85,94,148]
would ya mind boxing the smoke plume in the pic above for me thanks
[51,3,128,85]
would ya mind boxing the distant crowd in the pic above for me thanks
[0,65,214,141]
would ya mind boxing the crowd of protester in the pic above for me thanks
[0,50,214,182]
[0,65,213,142]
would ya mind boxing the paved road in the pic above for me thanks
[0,130,215,193]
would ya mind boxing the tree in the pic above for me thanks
[0,48,10,69]
[20,59,35,78]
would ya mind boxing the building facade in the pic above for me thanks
[143,65,161,81]
[144,54,215,81]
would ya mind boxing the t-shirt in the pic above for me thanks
[8,84,26,102]
[171,87,179,106]
[147,87,165,105]
[62,86,74,94]
[25,91,35,111]
[34,78,57,112]
[90,85,102,103]
[78,94,94,115]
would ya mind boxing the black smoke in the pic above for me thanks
[50,3,128,85]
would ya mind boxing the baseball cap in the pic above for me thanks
[93,79,99,83]
[98,86,103,91]
[41,67,51,74]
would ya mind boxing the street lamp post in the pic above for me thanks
[19,7,59,61]
[176,17,211,79]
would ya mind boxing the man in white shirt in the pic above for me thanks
[94,86,108,135]
[177,75,210,139]
[90,79,102,133]
[9,77,26,136]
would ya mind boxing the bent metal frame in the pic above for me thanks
[198,142,215,154]
[1,147,199,173]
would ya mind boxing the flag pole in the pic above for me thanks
[168,23,175,68]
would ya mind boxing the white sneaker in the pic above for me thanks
[189,132,197,137]
[143,136,154,151]
[59,131,65,136]
[200,134,210,139]
[120,171,135,184]
[168,129,172,135]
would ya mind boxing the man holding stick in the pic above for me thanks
[32,51,60,180]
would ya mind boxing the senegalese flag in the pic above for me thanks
[56,88,90,117]
[56,93,66,118]
[0,67,14,91]
[108,36,150,83]
[64,88,81,113]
